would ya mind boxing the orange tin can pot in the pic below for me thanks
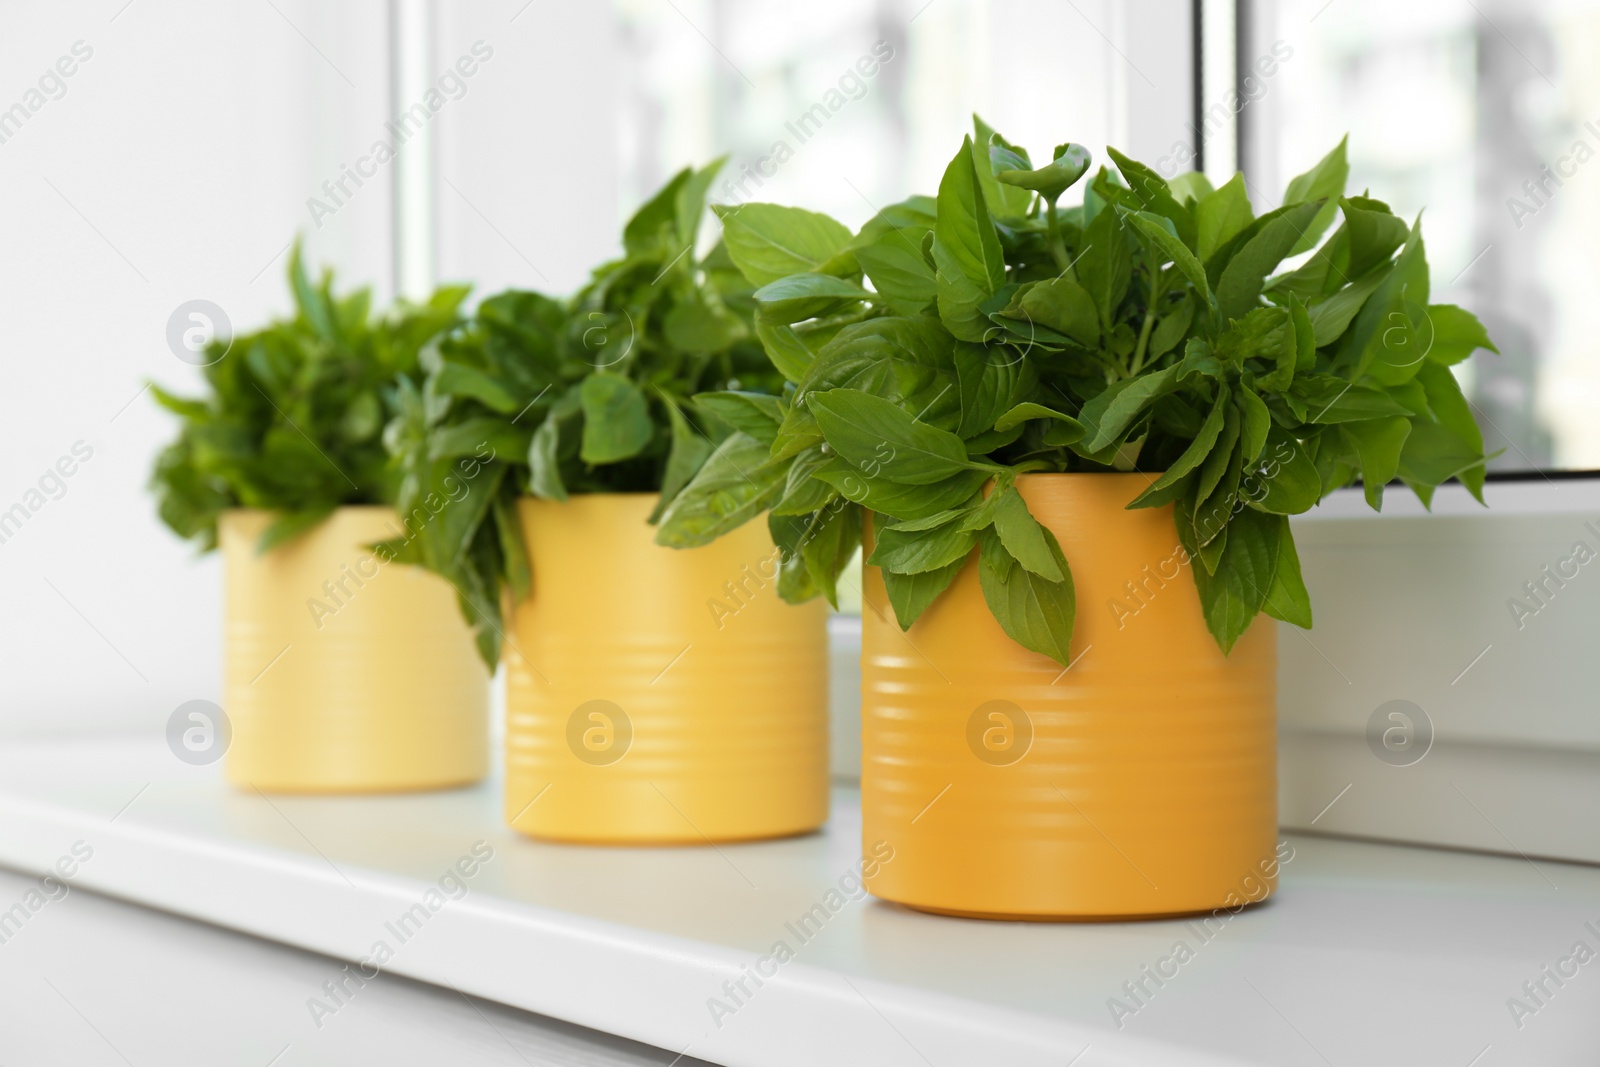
[860,474,1279,919]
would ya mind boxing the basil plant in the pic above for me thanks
[384,158,788,667]
[656,118,1497,662]
[150,243,468,552]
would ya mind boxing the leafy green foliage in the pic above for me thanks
[149,243,467,553]
[388,159,788,666]
[657,118,1497,661]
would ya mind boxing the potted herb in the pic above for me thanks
[388,160,829,843]
[658,120,1496,917]
[150,246,489,793]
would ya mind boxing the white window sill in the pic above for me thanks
[0,736,1594,1066]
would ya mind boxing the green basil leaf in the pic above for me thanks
[1107,146,1198,250]
[1122,209,1212,305]
[527,413,568,502]
[1196,173,1255,263]
[1340,415,1411,510]
[990,487,1065,582]
[994,402,1086,442]
[1338,196,1409,279]
[579,373,654,464]
[288,241,336,341]
[995,141,1092,203]
[881,555,968,630]
[1076,363,1181,453]
[1294,376,1415,423]
[1281,136,1349,255]
[800,503,862,608]
[1191,506,1279,653]
[695,391,784,445]
[977,526,1076,665]
[422,462,504,575]
[431,361,523,414]
[961,485,1016,532]
[654,432,784,548]
[844,196,938,250]
[1413,361,1487,501]
[1176,338,1225,382]
[673,157,724,249]
[1015,275,1101,346]
[649,399,715,522]
[339,391,382,443]
[971,115,1035,218]
[1168,171,1214,205]
[1239,387,1271,463]
[712,203,855,286]
[965,424,1025,455]
[1076,202,1133,329]
[1124,471,1193,511]
[148,384,210,421]
[1216,200,1325,321]
[770,444,838,516]
[1244,431,1321,515]
[1424,304,1499,365]
[854,228,937,315]
[754,320,820,384]
[493,495,532,602]
[934,136,1007,341]
[796,318,959,428]
[1396,420,1488,509]
[259,506,336,552]
[885,506,968,533]
[1176,484,1230,571]
[1304,262,1391,348]
[623,165,691,255]
[753,272,874,324]
[1341,222,1428,383]
[1214,306,1289,366]
[663,292,747,352]
[1195,403,1242,517]
[1259,293,1310,391]
[1130,387,1228,506]
[1196,438,1244,541]
[815,460,990,522]
[868,519,979,574]
[768,512,820,603]
[808,389,978,485]
[1259,518,1312,629]
[449,539,507,672]
[954,342,1023,438]
[428,417,533,463]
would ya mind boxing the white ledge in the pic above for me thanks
[0,737,1595,1066]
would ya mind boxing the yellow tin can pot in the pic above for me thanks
[504,494,829,844]
[220,507,489,793]
[861,474,1279,919]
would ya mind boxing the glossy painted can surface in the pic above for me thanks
[861,474,1279,919]
[220,507,489,793]
[505,495,829,844]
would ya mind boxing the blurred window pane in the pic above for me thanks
[612,0,1155,233]
[1245,0,1600,471]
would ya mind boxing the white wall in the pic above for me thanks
[0,2,391,736]
[0,0,617,737]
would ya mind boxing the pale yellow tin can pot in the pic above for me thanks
[220,507,489,793]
